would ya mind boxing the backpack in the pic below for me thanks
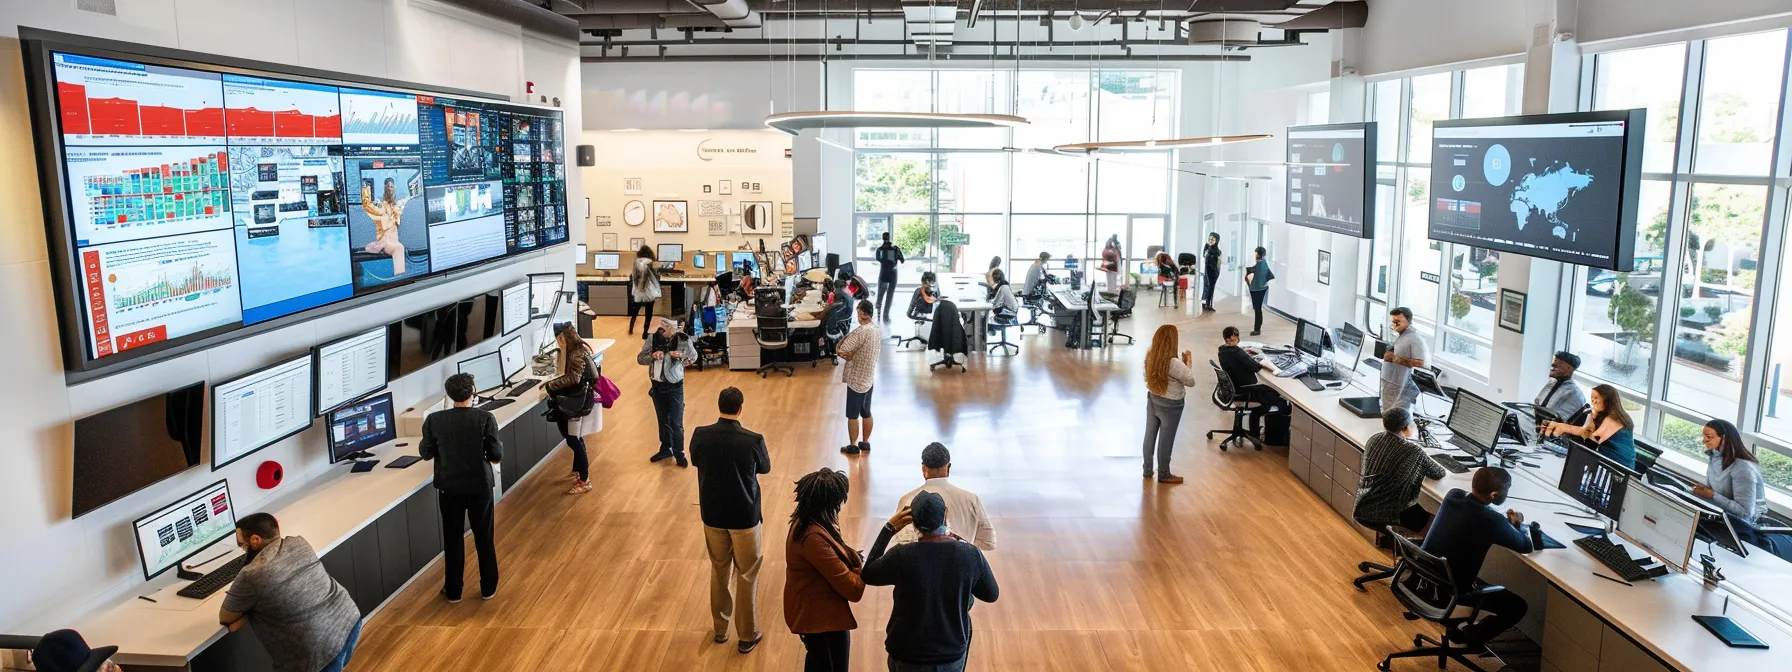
[547,352,600,420]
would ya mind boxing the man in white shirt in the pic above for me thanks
[837,300,882,455]
[892,443,996,551]
[1532,351,1589,421]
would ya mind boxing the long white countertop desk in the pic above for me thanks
[69,340,612,669]
[1258,367,1792,671]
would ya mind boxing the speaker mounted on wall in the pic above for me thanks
[576,145,596,166]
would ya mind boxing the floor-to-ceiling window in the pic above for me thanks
[853,68,1177,286]
[1560,30,1792,492]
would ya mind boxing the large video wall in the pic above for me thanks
[38,47,566,374]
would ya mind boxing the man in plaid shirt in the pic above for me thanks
[837,299,882,455]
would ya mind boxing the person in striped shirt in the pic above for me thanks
[1353,407,1448,536]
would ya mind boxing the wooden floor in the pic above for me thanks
[349,295,1459,671]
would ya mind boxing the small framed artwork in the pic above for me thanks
[740,201,774,235]
[718,180,733,195]
[1316,249,1331,286]
[1499,288,1527,333]
[628,237,645,251]
[601,233,618,250]
[652,200,688,233]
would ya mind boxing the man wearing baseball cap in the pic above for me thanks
[862,490,1000,671]
[1532,351,1588,422]
[30,629,119,672]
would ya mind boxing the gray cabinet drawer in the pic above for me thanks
[1311,429,1334,465]
[1546,586,1605,655]
[1289,452,1310,485]
[1599,626,1671,672]
[1544,623,1599,672]
[1329,481,1356,519]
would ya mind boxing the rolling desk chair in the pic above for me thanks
[1378,533,1508,672]
[893,286,934,349]
[1207,361,1264,451]
[1018,275,1053,333]
[1106,288,1136,345]
[987,309,1020,356]
[818,300,853,366]
[754,314,795,377]
[1155,253,1180,308]
[1352,525,1425,592]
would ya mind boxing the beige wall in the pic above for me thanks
[580,130,793,258]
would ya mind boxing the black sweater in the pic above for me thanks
[688,419,771,529]
[419,407,503,496]
[862,525,1000,664]
[1422,489,1534,586]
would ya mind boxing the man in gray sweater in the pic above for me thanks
[640,317,698,467]
[219,513,361,672]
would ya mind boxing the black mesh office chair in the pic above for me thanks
[1207,361,1263,451]
[1756,510,1792,561]
[893,287,933,349]
[1105,288,1136,345]
[754,314,795,377]
[1353,524,1425,591]
[818,301,853,366]
[1378,533,1507,672]
[1018,274,1053,333]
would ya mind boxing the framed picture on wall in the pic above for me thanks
[628,237,645,251]
[652,200,688,233]
[718,180,733,195]
[601,233,618,250]
[1499,288,1527,334]
[1317,249,1331,286]
[741,201,774,235]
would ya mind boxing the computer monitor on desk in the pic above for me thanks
[328,392,396,462]
[1617,482,1700,571]
[592,252,621,271]
[658,243,683,264]
[456,351,505,398]
[1444,389,1505,462]
[1557,443,1631,523]
[1294,319,1326,360]
[132,479,237,581]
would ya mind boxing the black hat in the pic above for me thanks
[1554,351,1582,370]
[32,630,116,672]
[911,491,947,534]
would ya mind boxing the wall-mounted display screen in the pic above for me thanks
[1427,110,1645,271]
[1285,122,1375,238]
[72,381,205,518]
[28,38,569,378]
[314,325,388,415]
[501,282,529,335]
[211,354,314,469]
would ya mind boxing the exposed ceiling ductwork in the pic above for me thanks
[903,1,959,47]
[435,0,579,40]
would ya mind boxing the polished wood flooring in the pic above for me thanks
[350,296,1459,671]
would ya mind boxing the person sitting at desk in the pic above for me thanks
[1542,383,1635,469]
[987,269,1019,321]
[1217,326,1279,436]
[1024,252,1051,297]
[1354,408,1448,537]
[1693,419,1769,544]
[1420,467,1533,652]
[1531,351,1588,422]
[984,256,1003,288]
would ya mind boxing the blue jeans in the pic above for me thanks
[887,655,966,672]
[318,619,362,672]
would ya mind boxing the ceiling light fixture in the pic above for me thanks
[1051,134,1274,154]
[764,111,1029,135]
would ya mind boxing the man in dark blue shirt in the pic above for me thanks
[863,491,999,671]
[1420,467,1533,649]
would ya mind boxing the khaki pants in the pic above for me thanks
[703,524,762,639]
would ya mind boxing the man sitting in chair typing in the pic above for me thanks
[1420,467,1533,652]
[1217,326,1280,437]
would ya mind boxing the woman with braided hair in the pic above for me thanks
[783,468,864,672]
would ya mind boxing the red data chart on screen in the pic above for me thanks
[53,53,225,146]
[222,74,341,145]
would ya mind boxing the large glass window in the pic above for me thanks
[1015,71,1092,148]
[1372,80,1401,163]
[1095,155,1170,214]
[1666,183,1764,418]
[1398,170,1441,319]
[1440,248,1499,372]
[1095,71,1176,142]
[1405,73,1450,163]
[1693,31,1787,176]
[855,153,933,213]
[1460,64,1521,119]
[1569,181,1671,393]
[1592,44,1687,174]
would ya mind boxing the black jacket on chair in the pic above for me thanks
[928,299,968,356]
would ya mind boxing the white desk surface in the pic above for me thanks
[70,339,612,668]
[1259,369,1792,672]
[577,273,715,284]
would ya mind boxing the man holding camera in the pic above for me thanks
[640,317,698,468]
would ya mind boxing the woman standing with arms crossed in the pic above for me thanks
[783,468,865,672]
[628,245,661,339]
[1201,233,1222,311]
[1542,384,1636,470]
[1142,325,1200,484]
[545,324,599,495]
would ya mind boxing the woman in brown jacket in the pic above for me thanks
[784,468,864,672]
[544,323,597,494]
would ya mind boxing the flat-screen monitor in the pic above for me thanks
[28,44,570,378]
[1558,443,1631,520]
[314,325,388,415]
[731,251,756,274]
[1427,110,1646,271]
[327,391,396,462]
[1285,122,1376,238]
[1294,319,1326,359]
[658,243,683,264]
[592,252,621,271]
[132,479,236,580]
[498,334,527,382]
[387,303,460,379]
[1617,481,1699,570]
[528,272,564,318]
[72,382,205,518]
[693,253,707,270]
[812,233,829,263]
[1444,389,1505,458]
[212,355,314,470]
[1335,323,1365,373]
[500,282,529,335]
[457,351,504,395]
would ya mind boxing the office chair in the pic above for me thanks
[1105,288,1136,345]
[1353,524,1425,591]
[1206,361,1263,451]
[754,314,795,377]
[818,301,853,366]
[1378,533,1507,672]
[987,309,1020,356]
[893,286,933,349]
[1017,274,1053,333]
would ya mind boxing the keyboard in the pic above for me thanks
[1274,361,1312,378]
[1270,354,1302,369]
[508,379,541,397]
[476,398,516,412]
[1573,535,1655,582]
[1429,453,1471,474]
[1297,374,1325,391]
[177,555,247,599]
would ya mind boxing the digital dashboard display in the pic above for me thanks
[1284,122,1375,238]
[39,47,568,374]
[1427,110,1644,271]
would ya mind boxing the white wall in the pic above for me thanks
[580,130,794,253]
[0,0,581,632]
[580,60,824,130]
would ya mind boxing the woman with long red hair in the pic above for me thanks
[1142,324,1199,484]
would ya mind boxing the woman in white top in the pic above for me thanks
[628,245,662,339]
[1143,324,1199,484]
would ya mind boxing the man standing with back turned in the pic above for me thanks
[838,299,882,455]
[690,387,773,654]
[875,232,906,321]
[419,372,504,602]
[864,491,1000,671]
